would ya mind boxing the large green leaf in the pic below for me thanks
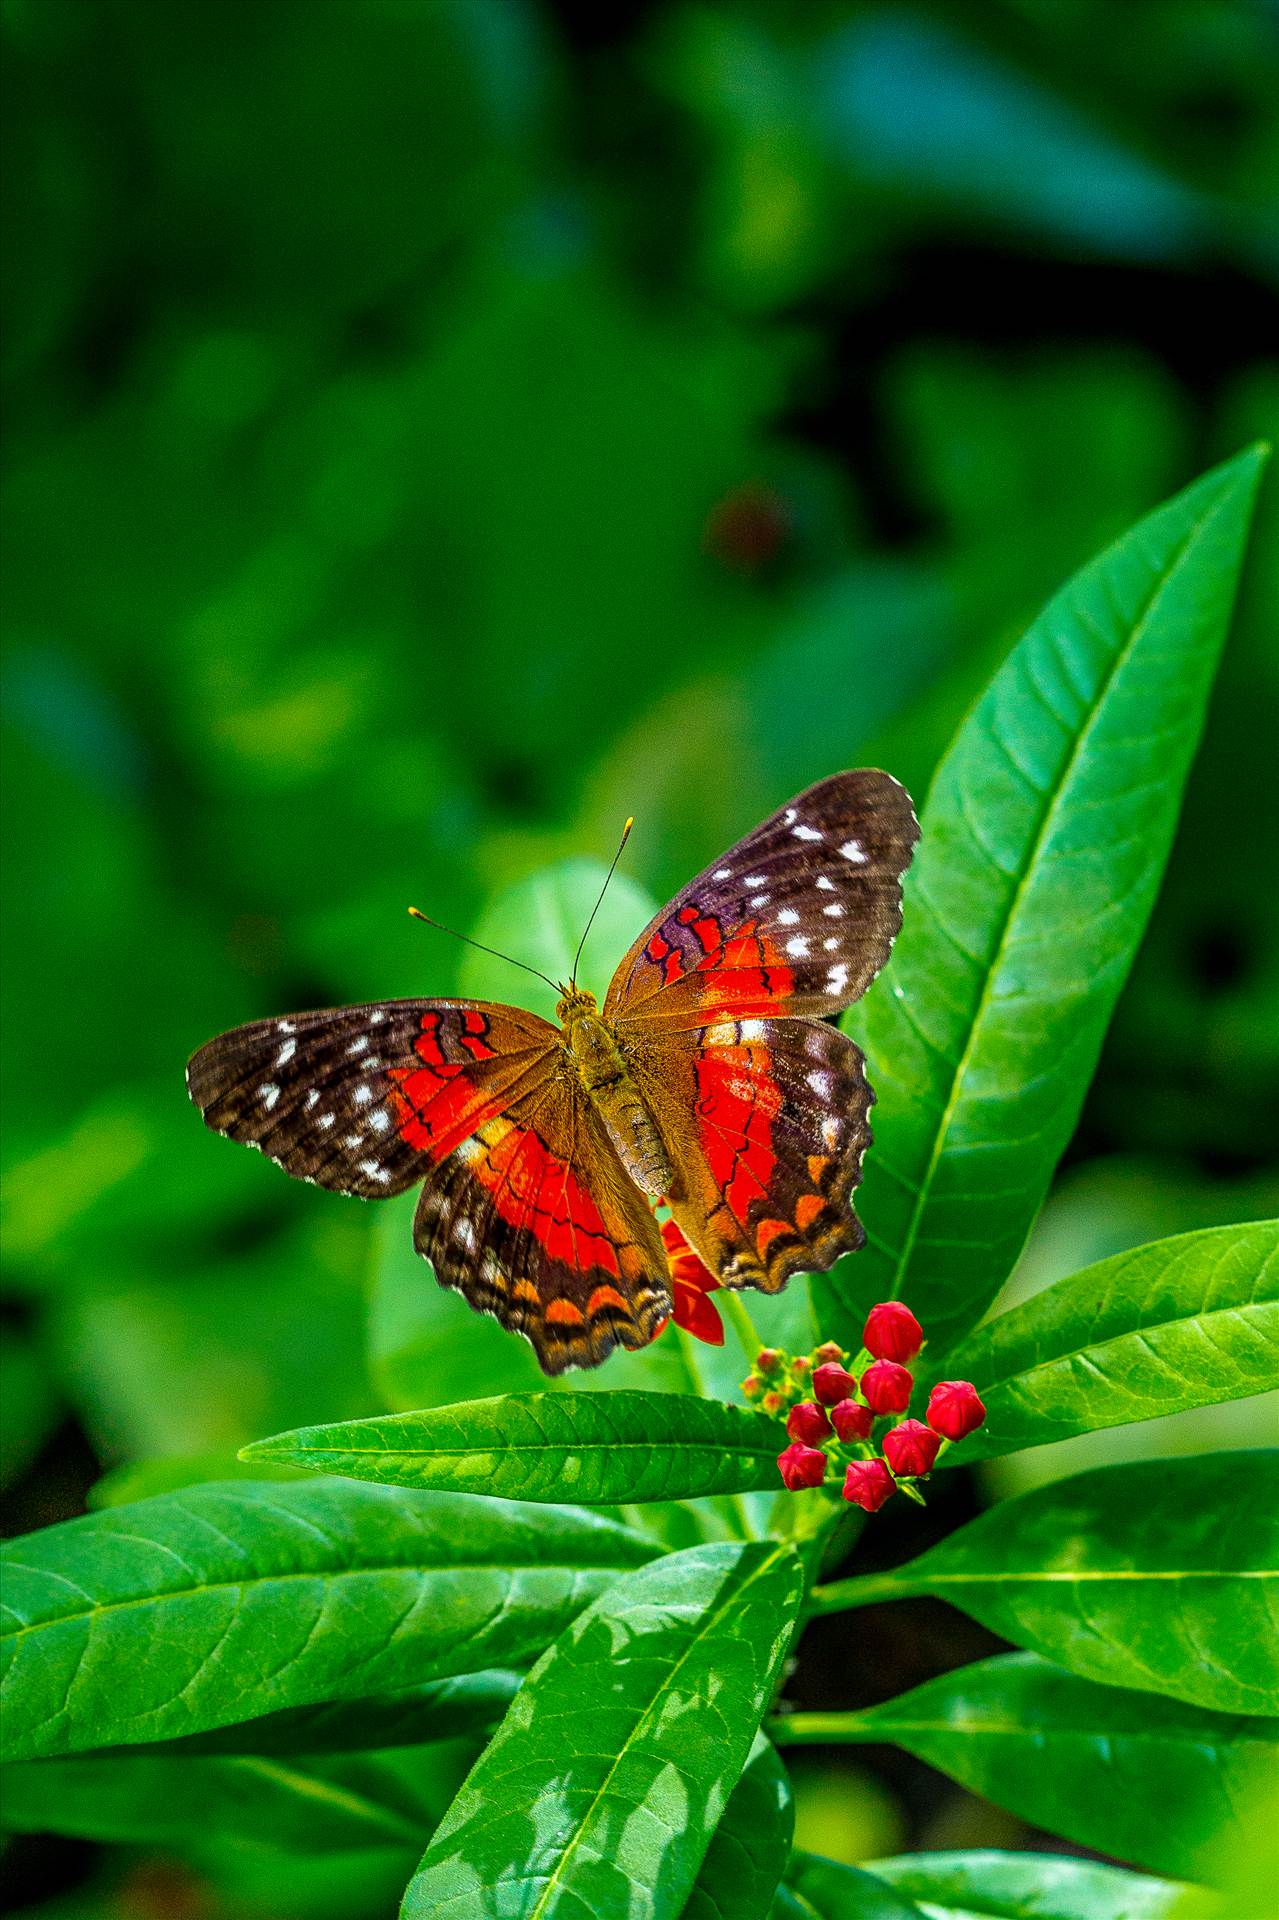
[821,449,1268,1353]
[769,1652,1277,1879]
[810,1453,1279,1713]
[243,1391,787,1504]
[402,1538,805,1919]
[95,1671,523,1758]
[865,1849,1200,1920]
[682,1735,794,1920]
[0,1739,470,1854]
[0,1478,656,1761]
[939,1222,1279,1460]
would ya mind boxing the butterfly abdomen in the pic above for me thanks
[562,1001,674,1200]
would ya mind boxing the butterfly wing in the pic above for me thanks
[187,1000,670,1372]
[606,769,918,1295]
[412,1077,670,1375]
[626,1015,873,1294]
[603,769,919,1029]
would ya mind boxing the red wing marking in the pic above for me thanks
[694,1043,782,1225]
[467,1116,622,1277]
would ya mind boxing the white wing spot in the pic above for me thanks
[778,908,799,926]
[785,935,810,957]
[275,1038,297,1066]
[822,1115,840,1149]
[360,1159,391,1183]
[305,1090,320,1111]
[808,1069,832,1099]
[347,1036,369,1055]
[827,962,850,993]
[816,875,835,892]
[742,874,765,887]
[319,1113,335,1130]
[454,1218,477,1251]
[354,1085,372,1106]
[823,902,844,918]
[369,1009,386,1026]
[784,808,797,824]
[713,867,732,880]
[369,1109,391,1132]
[740,1020,765,1041]
[824,936,840,951]
[750,893,769,909]
[457,1138,483,1165]
[792,823,823,842]
[259,1083,280,1111]
[276,1020,296,1035]
[840,839,867,864]
[344,1133,363,1148]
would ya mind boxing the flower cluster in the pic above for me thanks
[745,1301,986,1511]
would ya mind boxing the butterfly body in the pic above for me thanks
[188,770,919,1374]
[558,986,677,1200]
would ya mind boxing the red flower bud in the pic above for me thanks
[777,1441,827,1491]
[863,1301,924,1364]
[755,1348,782,1374]
[830,1398,873,1443]
[860,1359,913,1415]
[791,1355,811,1376]
[787,1401,832,1445]
[742,1375,763,1400]
[926,1380,987,1442]
[814,1340,845,1365]
[812,1361,857,1406]
[842,1459,896,1511]
[762,1390,785,1416]
[882,1418,940,1478]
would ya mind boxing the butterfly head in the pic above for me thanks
[555,983,599,1026]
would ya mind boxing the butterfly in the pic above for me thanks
[187,770,919,1375]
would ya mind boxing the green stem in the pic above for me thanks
[676,1330,757,1542]
[768,1711,874,1746]
[806,1569,911,1616]
[719,1289,763,1369]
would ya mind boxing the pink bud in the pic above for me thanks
[791,1356,812,1377]
[814,1340,845,1365]
[927,1380,987,1442]
[777,1441,827,1491]
[863,1301,924,1364]
[860,1359,913,1415]
[812,1361,857,1406]
[742,1374,762,1400]
[842,1459,896,1511]
[787,1401,832,1445]
[755,1348,782,1375]
[762,1390,784,1416]
[882,1418,940,1478]
[830,1399,873,1443]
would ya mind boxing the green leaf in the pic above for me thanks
[770,1652,1278,1880]
[0,1740,470,1854]
[96,1671,524,1758]
[811,1453,1279,1714]
[683,1735,794,1920]
[821,448,1269,1353]
[0,1478,656,1761]
[242,1390,788,1504]
[778,1852,925,1919]
[939,1221,1279,1460]
[402,1538,805,1919]
[866,1849,1199,1920]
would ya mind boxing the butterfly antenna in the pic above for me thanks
[572,816,634,987]
[407,908,561,995]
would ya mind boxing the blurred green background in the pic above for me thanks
[2,1,1277,1913]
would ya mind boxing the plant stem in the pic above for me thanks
[719,1289,763,1368]
[768,1712,873,1746]
[806,1570,907,1616]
